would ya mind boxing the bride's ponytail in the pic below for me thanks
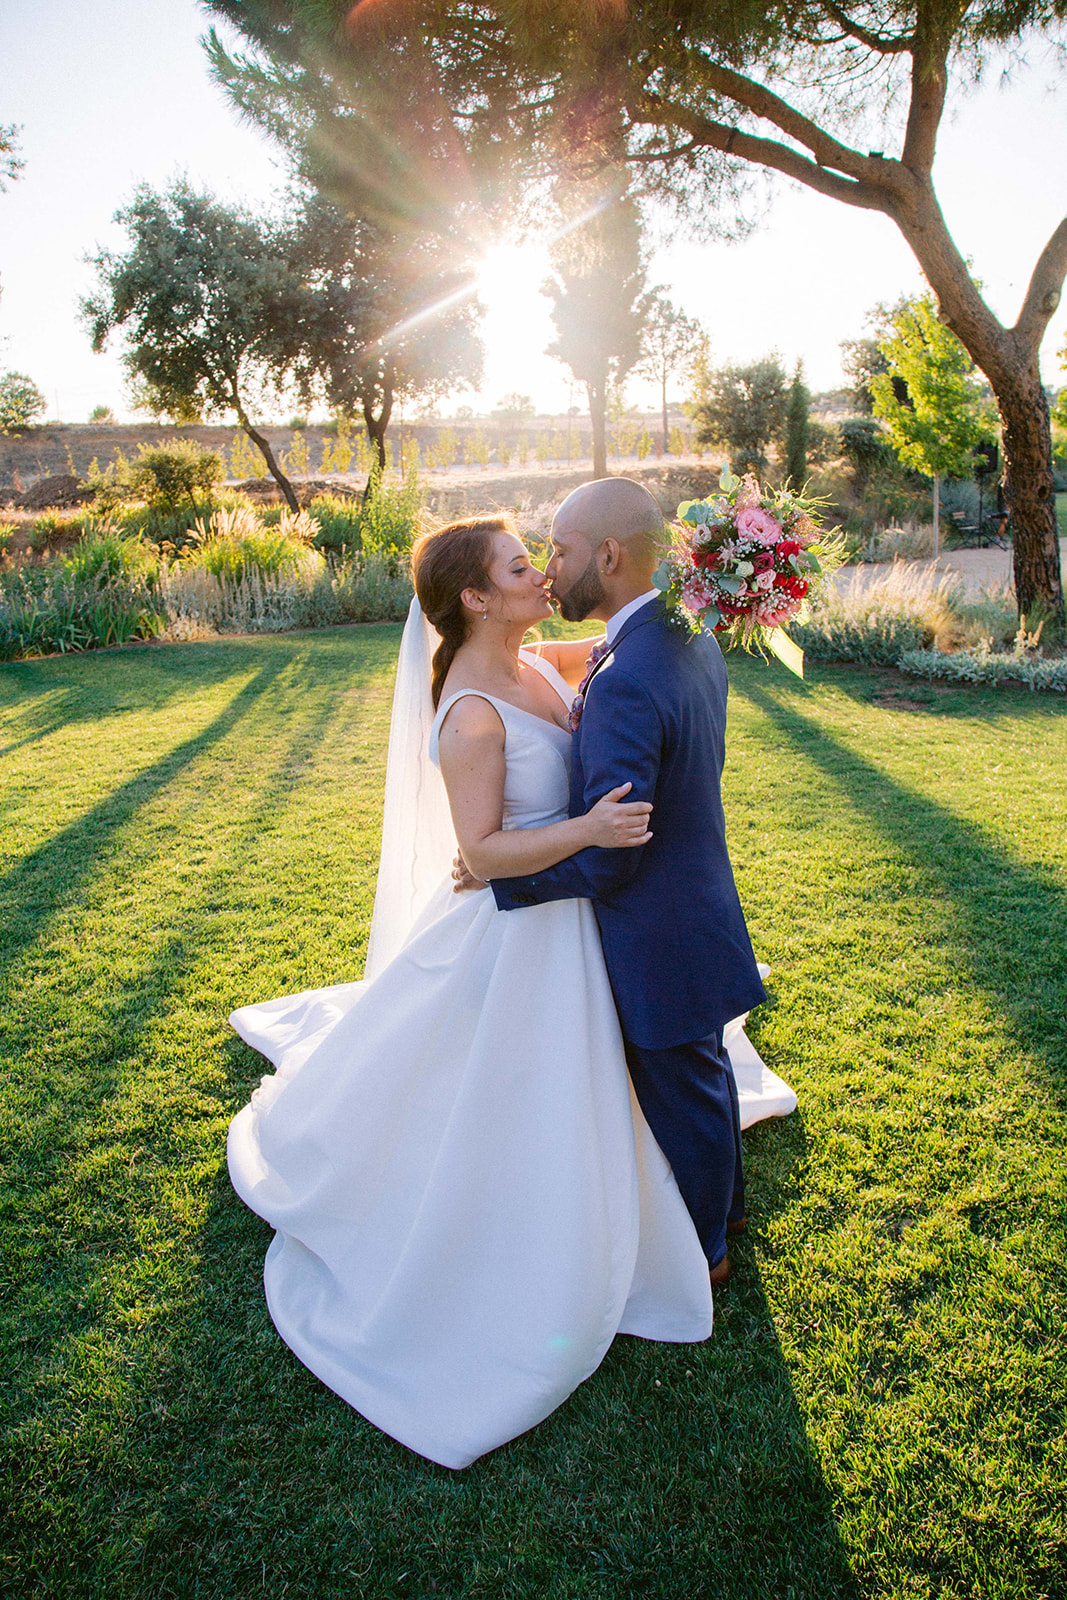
[411,516,510,706]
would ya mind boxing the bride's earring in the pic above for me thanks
[482,607,488,621]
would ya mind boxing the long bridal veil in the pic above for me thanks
[363,597,456,980]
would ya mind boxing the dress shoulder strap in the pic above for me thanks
[429,689,508,767]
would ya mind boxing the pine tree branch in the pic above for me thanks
[631,93,898,214]
[1013,216,1067,358]
[820,3,915,53]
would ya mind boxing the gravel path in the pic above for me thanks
[836,539,1067,597]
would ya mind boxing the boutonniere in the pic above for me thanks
[568,640,610,733]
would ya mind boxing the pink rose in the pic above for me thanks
[754,568,776,591]
[750,549,775,573]
[735,507,783,546]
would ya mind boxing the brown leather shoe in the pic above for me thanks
[726,1216,746,1237]
[709,1256,731,1288]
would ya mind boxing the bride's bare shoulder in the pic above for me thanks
[436,690,506,747]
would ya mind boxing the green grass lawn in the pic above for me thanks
[2,628,1065,1600]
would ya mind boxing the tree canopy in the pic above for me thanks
[0,372,46,433]
[871,293,990,482]
[636,289,704,451]
[693,355,788,476]
[284,194,483,470]
[204,0,1067,622]
[0,124,22,192]
[83,181,306,507]
[871,291,992,546]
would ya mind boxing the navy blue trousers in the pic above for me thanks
[623,1029,744,1270]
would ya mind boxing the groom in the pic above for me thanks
[480,477,766,1283]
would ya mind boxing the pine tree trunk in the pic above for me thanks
[932,472,940,559]
[588,382,608,479]
[994,364,1063,620]
[893,191,1065,627]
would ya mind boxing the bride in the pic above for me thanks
[227,513,794,1470]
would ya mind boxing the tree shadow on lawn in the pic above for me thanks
[0,625,403,758]
[0,657,293,985]
[2,662,392,1594]
[735,674,1067,1099]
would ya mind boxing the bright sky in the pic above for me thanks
[2,1,1065,423]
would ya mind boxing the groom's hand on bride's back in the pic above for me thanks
[452,852,487,892]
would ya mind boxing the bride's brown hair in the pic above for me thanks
[411,515,513,707]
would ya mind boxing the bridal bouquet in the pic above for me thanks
[653,469,843,673]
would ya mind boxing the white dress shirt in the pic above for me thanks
[605,589,659,647]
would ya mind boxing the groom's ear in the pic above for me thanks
[599,538,621,575]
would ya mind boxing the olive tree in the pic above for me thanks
[83,182,304,509]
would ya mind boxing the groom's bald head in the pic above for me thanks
[552,478,664,570]
[547,478,665,623]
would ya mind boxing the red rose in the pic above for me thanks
[785,576,808,599]
[776,538,801,559]
[773,571,792,588]
[751,550,775,573]
[693,549,720,570]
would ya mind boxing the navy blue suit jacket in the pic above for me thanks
[491,597,767,1050]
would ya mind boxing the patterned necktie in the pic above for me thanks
[568,640,610,733]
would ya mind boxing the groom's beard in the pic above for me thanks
[554,555,605,622]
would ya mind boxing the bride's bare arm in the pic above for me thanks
[526,634,608,690]
[437,696,651,883]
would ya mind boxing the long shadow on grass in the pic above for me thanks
[0,663,365,1440]
[736,677,1067,1093]
[0,641,271,757]
[0,656,290,986]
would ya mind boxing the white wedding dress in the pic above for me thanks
[227,602,796,1469]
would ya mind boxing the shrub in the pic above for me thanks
[0,522,13,554]
[859,522,937,562]
[307,494,363,554]
[839,417,896,488]
[64,528,158,587]
[0,566,166,660]
[184,505,323,584]
[358,463,424,562]
[790,563,964,664]
[28,512,73,552]
[128,441,223,511]
[900,643,1067,693]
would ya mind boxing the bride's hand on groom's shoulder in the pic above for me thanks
[452,852,488,892]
